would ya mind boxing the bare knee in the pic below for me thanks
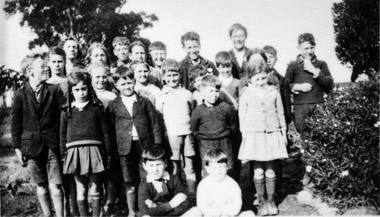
[265,169,276,178]
[36,183,49,196]
[49,183,62,195]
[254,168,264,180]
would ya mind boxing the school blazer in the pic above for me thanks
[107,94,162,156]
[229,47,249,79]
[11,82,63,158]
[239,86,286,133]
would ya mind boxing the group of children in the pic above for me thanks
[11,22,334,217]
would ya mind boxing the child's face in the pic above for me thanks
[164,70,180,88]
[202,85,220,105]
[230,29,246,51]
[143,160,167,181]
[134,64,149,84]
[72,81,88,103]
[115,77,135,97]
[129,46,146,62]
[205,161,228,182]
[183,40,200,61]
[64,40,78,60]
[193,76,204,90]
[217,65,232,78]
[114,44,129,62]
[28,57,49,84]
[91,67,108,91]
[91,48,107,64]
[250,72,268,90]
[265,53,277,69]
[48,54,65,75]
[150,49,166,67]
[298,41,315,60]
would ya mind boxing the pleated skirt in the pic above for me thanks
[63,145,105,175]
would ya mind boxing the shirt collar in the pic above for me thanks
[146,171,170,183]
[121,94,137,102]
[72,101,89,109]
[162,84,183,94]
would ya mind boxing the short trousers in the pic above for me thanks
[119,140,146,182]
[168,134,195,160]
[28,146,63,185]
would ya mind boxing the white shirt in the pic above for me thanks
[219,75,233,88]
[234,49,245,68]
[121,94,139,139]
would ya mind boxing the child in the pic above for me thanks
[179,31,217,89]
[12,53,64,217]
[107,66,162,217]
[188,65,207,107]
[130,60,161,106]
[46,46,69,94]
[190,75,238,178]
[239,48,268,91]
[128,40,162,88]
[149,41,167,85]
[155,59,196,195]
[60,71,111,217]
[216,51,240,106]
[61,37,83,75]
[228,23,249,79]
[285,33,334,140]
[111,36,130,71]
[138,145,192,216]
[238,56,288,215]
[185,148,255,217]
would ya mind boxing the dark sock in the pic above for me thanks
[77,199,89,217]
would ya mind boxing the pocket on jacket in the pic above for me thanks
[20,133,44,159]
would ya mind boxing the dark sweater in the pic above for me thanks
[138,174,191,216]
[268,69,292,124]
[60,103,111,157]
[285,55,334,105]
[190,100,238,140]
[179,55,217,89]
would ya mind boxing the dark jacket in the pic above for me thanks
[179,55,217,89]
[11,82,63,158]
[229,47,249,79]
[268,69,292,124]
[285,55,334,105]
[107,93,162,156]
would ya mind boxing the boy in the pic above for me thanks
[138,145,192,217]
[149,41,167,85]
[228,23,250,79]
[285,33,334,140]
[107,66,162,217]
[111,36,130,74]
[190,75,238,178]
[179,31,217,89]
[185,148,255,217]
[156,59,197,195]
[12,53,64,217]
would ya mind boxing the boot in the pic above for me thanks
[254,178,269,216]
[266,177,278,215]
[37,190,53,217]
[51,188,64,217]
[77,200,89,217]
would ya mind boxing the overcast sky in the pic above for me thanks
[1,0,352,82]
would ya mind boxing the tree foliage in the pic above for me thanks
[4,0,158,61]
[332,0,379,81]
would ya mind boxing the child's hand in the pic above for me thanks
[15,149,28,167]
[282,131,288,146]
[145,199,157,208]
[303,59,320,78]
[293,83,312,93]
[169,193,187,208]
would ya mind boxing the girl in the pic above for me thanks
[61,37,83,75]
[228,23,249,79]
[130,60,161,105]
[238,54,288,216]
[60,71,111,217]
[46,46,69,94]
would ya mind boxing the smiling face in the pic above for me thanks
[206,161,228,182]
[129,45,146,62]
[134,63,149,84]
[202,85,220,106]
[250,72,268,90]
[164,70,180,88]
[48,54,65,76]
[28,57,49,84]
[143,160,167,181]
[91,67,108,91]
[298,41,315,60]
[183,40,201,61]
[114,44,129,62]
[72,81,88,103]
[115,77,135,97]
[217,64,232,78]
[91,48,107,64]
[63,40,78,60]
[150,49,167,67]
[230,29,246,51]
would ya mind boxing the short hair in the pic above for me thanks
[86,61,110,75]
[85,42,111,66]
[245,55,267,79]
[298,33,316,46]
[48,46,66,61]
[204,148,229,167]
[112,36,130,48]
[142,145,166,163]
[215,51,232,68]
[200,75,221,90]
[245,48,267,63]
[112,65,134,83]
[162,59,180,75]
[130,59,150,72]
[228,23,248,38]
[189,65,207,85]
[128,40,147,54]
[59,37,82,59]
[149,41,166,52]
[262,45,277,58]
[20,53,46,75]
[181,31,200,47]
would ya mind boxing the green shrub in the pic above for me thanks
[302,73,380,212]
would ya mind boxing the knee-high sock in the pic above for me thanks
[77,199,89,217]
[91,192,101,217]
[266,177,276,201]
[254,178,266,202]
[51,188,64,217]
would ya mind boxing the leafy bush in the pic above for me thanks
[302,72,379,212]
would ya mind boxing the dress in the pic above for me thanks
[238,86,288,161]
